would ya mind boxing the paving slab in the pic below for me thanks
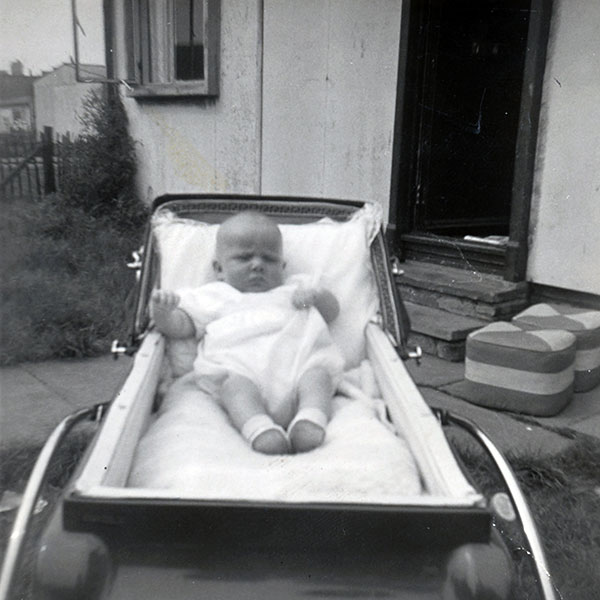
[568,413,600,438]
[405,353,465,387]
[406,302,486,341]
[0,367,75,449]
[22,355,133,410]
[405,351,599,458]
[0,355,133,449]
[418,387,575,457]
[442,377,600,438]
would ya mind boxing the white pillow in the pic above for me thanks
[152,204,381,372]
[153,219,219,291]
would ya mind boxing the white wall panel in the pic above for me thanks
[115,0,263,203]
[261,0,401,218]
[261,0,330,196]
[527,0,600,294]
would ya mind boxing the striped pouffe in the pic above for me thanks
[462,322,576,416]
[512,303,600,392]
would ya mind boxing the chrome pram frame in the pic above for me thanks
[1,195,556,600]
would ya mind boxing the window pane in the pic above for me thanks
[139,0,152,82]
[174,0,204,80]
[124,0,137,81]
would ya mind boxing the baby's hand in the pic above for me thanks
[151,289,180,313]
[292,286,340,323]
[150,289,195,338]
[292,287,317,310]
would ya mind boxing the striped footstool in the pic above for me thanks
[512,304,600,392]
[461,322,576,416]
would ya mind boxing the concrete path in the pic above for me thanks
[0,355,133,449]
[0,353,598,455]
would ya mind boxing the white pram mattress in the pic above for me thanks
[128,362,423,503]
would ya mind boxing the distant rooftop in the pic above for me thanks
[36,63,106,81]
[0,66,39,103]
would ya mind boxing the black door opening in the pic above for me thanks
[418,0,531,237]
[395,0,532,249]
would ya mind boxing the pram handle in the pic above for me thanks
[433,408,558,600]
[0,404,108,600]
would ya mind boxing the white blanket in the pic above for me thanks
[128,364,423,503]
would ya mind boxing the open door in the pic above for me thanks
[393,0,550,279]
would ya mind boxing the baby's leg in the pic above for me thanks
[288,367,333,453]
[220,374,290,455]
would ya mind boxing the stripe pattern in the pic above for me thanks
[463,322,576,416]
[512,303,600,392]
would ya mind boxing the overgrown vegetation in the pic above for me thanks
[0,90,147,365]
[60,90,146,231]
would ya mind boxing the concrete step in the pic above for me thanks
[396,260,529,322]
[406,302,488,362]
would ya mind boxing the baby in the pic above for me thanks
[151,211,344,455]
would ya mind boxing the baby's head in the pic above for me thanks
[213,211,286,292]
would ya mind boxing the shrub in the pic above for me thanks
[59,88,146,232]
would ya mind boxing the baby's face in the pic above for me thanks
[213,222,285,292]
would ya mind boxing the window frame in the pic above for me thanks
[124,0,220,98]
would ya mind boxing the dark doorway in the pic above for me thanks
[392,0,547,276]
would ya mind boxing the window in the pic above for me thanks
[124,0,220,97]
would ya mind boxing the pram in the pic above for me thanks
[0,195,557,600]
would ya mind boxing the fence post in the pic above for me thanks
[42,126,56,194]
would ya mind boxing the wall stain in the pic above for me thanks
[145,106,228,189]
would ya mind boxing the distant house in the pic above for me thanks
[104,0,600,304]
[33,63,106,137]
[0,60,38,132]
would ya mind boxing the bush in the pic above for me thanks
[59,89,146,231]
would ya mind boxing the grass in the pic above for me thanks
[0,194,144,365]
[455,434,600,599]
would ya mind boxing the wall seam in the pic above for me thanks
[257,0,264,194]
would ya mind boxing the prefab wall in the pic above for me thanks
[111,0,401,218]
[111,0,599,297]
[527,0,600,296]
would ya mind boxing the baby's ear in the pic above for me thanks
[212,259,223,279]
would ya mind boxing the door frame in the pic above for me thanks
[389,0,554,282]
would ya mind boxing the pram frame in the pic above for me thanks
[0,194,557,600]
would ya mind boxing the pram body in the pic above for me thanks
[1,195,555,600]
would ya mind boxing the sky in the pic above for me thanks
[0,0,105,75]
